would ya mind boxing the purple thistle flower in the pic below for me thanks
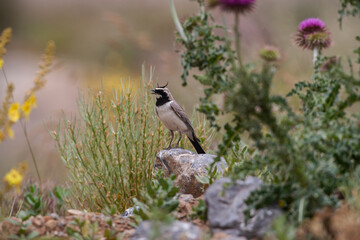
[218,0,256,13]
[295,31,331,50]
[298,18,326,33]
[295,18,331,51]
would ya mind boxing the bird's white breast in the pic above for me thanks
[157,101,188,132]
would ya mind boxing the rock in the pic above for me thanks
[67,209,84,216]
[35,226,47,235]
[205,177,282,239]
[155,148,227,197]
[212,232,247,240]
[1,217,21,235]
[0,211,135,239]
[131,220,202,240]
[50,212,60,220]
[45,219,57,231]
[122,206,140,217]
[32,215,44,227]
[297,204,360,240]
[43,215,51,222]
[120,229,136,239]
[176,194,197,220]
[178,193,196,203]
[57,219,66,228]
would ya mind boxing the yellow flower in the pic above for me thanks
[6,126,14,139]
[18,162,28,175]
[0,130,5,143]
[21,101,32,118]
[0,59,3,69]
[21,95,37,119]
[8,102,20,122]
[4,169,23,187]
[28,94,37,108]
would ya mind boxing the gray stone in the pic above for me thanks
[67,209,83,216]
[131,220,202,240]
[155,148,227,197]
[122,206,139,217]
[49,213,59,220]
[205,177,282,239]
[212,232,248,240]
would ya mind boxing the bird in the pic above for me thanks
[151,83,206,154]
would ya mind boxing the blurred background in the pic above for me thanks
[0,0,358,183]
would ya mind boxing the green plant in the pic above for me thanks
[266,214,296,240]
[20,184,44,220]
[340,165,360,211]
[338,0,360,27]
[8,221,39,240]
[132,174,179,225]
[103,217,120,240]
[6,185,43,240]
[65,213,122,240]
[2,182,69,222]
[66,218,99,240]
[171,0,360,224]
[51,186,69,215]
[190,199,207,222]
[53,67,210,213]
[6,214,39,240]
[103,206,123,240]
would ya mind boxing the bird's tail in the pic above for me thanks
[187,133,206,154]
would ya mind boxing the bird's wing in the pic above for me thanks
[170,101,195,132]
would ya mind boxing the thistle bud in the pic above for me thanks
[259,46,281,62]
[320,56,338,72]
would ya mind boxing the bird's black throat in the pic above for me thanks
[155,94,170,107]
[152,88,170,106]
[156,95,170,107]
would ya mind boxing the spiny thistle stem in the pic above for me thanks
[2,67,42,185]
[234,12,243,68]
[222,12,237,68]
[313,47,319,66]
[169,0,188,43]
[200,0,206,14]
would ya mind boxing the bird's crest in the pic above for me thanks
[157,82,168,88]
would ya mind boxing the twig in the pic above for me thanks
[9,195,16,217]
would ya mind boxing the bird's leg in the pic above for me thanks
[167,130,174,149]
[175,132,182,148]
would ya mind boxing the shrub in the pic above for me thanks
[171,0,360,223]
[53,67,212,212]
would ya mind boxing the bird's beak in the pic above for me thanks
[151,89,156,94]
